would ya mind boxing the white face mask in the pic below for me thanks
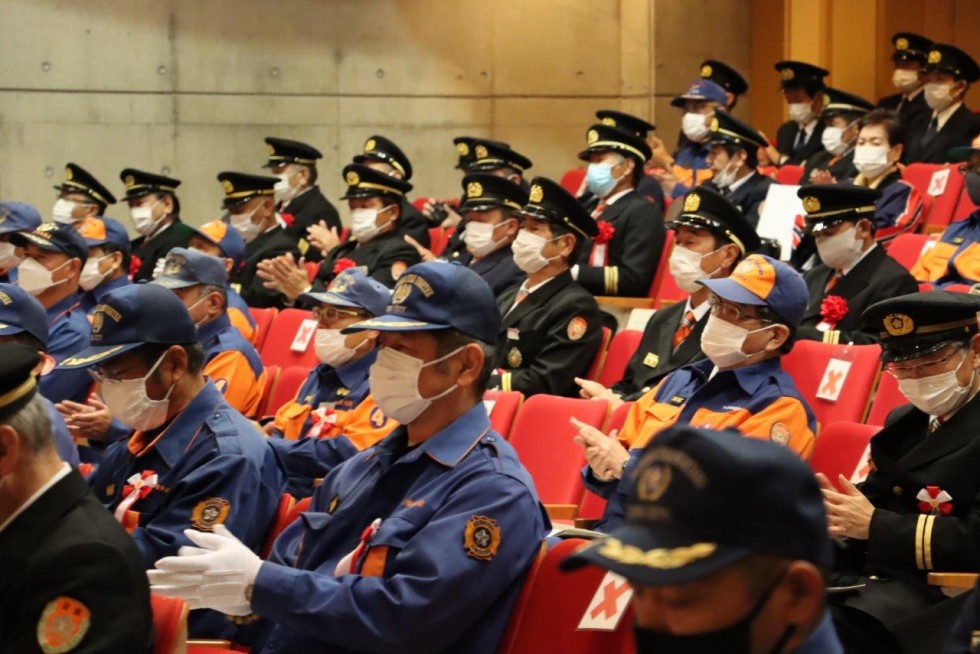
[787,102,815,125]
[816,224,863,271]
[0,242,22,270]
[350,206,393,243]
[681,113,710,142]
[712,157,741,189]
[512,229,560,274]
[131,199,164,237]
[52,198,81,224]
[668,246,719,292]
[821,126,848,156]
[892,69,920,93]
[700,313,771,369]
[463,220,512,258]
[314,328,359,367]
[924,82,957,112]
[853,145,892,179]
[897,353,975,417]
[369,346,462,424]
[17,258,68,296]
[230,206,263,244]
[274,170,298,204]
[100,352,174,432]
[80,255,111,291]
[186,294,211,328]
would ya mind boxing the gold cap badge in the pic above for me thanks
[65,166,74,181]
[587,129,599,144]
[124,175,135,187]
[636,465,672,501]
[709,116,719,132]
[781,68,794,81]
[346,171,360,186]
[529,184,544,204]
[467,181,483,198]
[474,144,488,160]
[364,138,377,152]
[392,282,411,305]
[928,50,941,64]
[701,64,713,78]
[222,180,235,194]
[883,313,915,337]
[601,116,616,126]
[683,193,701,212]
[802,196,821,213]
[896,37,909,51]
[456,142,470,156]
[266,143,275,155]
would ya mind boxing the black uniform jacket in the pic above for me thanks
[237,225,301,308]
[903,104,980,165]
[313,228,421,290]
[131,220,196,282]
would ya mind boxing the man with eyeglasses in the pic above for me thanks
[58,283,286,638]
[264,268,397,498]
[795,185,918,346]
[573,254,817,532]
[820,291,980,654]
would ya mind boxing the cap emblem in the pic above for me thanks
[329,271,353,294]
[601,116,617,126]
[364,138,377,152]
[64,166,74,181]
[163,254,185,277]
[529,184,544,204]
[474,144,488,160]
[780,68,794,81]
[636,465,672,502]
[587,129,599,145]
[683,193,701,213]
[884,313,915,337]
[221,180,235,194]
[896,37,909,51]
[456,142,470,156]
[701,64,713,78]
[266,143,275,155]
[466,181,483,199]
[392,281,412,305]
[802,196,821,213]
[346,171,361,187]
[823,93,831,106]
[124,175,135,187]
[928,50,941,64]
[37,222,57,234]
[91,311,104,334]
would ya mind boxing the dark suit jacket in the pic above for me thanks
[470,245,525,299]
[877,90,931,126]
[798,245,918,345]
[131,220,196,282]
[776,120,826,166]
[577,190,665,297]
[705,172,773,229]
[398,198,431,248]
[237,226,301,308]
[0,470,153,653]
[802,150,858,185]
[314,228,420,290]
[281,185,342,250]
[904,104,980,165]
[611,300,707,400]
[490,271,603,397]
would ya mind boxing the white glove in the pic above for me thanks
[151,257,166,279]
[148,525,262,615]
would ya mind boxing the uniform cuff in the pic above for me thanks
[251,561,302,622]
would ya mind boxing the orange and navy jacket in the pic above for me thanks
[227,286,257,343]
[669,142,714,199]
[80,275,131,315]
[199,313,266,418]
[267,351,396,497]
[586,357,817,531]
[860,176,924,246]
[911,209,980,287]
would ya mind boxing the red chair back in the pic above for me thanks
[263,365,311,419]
[258,365,281,418]
[509,396,608,505]
[150,594,188,654]
[248,307,278,352]
[428,227,448,256]
[809,422,879,491]
[781,341,882,428]
[887,233,932,271]
[647,230,676,301]
[259,308,321,369]
[484,390,524,439]
[953,186,979,223]
[585,327,612,381]
[260,493,297,558]
[903,164,966,232]
[339,226,351,243]
[304,261,319,283]
[596,331,643,388]
[865,371,906,426]
[775,165,804,185]
[560,168,587,195]
[498,539,634,654]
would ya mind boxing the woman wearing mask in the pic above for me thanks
[903,43,980,165]
[802,88,875,185]
[121,168,195,283]
[876,32,933,126]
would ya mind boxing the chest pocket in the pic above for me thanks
[359,514,424,578]
[276,402,313,441]
[952,242,980,283]
[689,406,752,431]
[631,402,683,449]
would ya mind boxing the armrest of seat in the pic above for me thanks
[545,504,579,521]
[574,518,599,530]
[596,297,656,310]
[927,572,978,589]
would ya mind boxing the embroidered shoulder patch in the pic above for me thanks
[464,515,500,561]
[567,316,588,341]
[770,423,791,446]
[191,497,231,531]
[37,597,90,654]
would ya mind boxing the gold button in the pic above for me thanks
[892,486,903,496]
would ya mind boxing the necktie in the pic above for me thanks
[672,310,696,349]
[509,288,529,313]
[920,117,939,148]
[793,126,807,154]
[824,272,841,293]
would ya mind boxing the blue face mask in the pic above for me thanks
[586,162,622,199]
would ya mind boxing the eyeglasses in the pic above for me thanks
[312,306,366,322]
[708,295,774,324]
[884,348,965,378]
[89,359,145,384]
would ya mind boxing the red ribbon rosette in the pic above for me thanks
[595,220,615,245]
[129,254,143,279]
[280,212,296,228]
[819,295,848,328]
[333,257,357,275]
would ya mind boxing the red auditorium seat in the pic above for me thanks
[809,422,879,491]
[257,364,281,418]
[304,260,319,282]
[262,365,309,419]
[575,401,635,523]
[560,168,587,195]
[865,371,906,427]
[649,230,677,303]
[428,227,447,255]
[151,594,188,654]
[484,390,524,439]
[248,307,277,351]
[596,330,643,388]
[781,341,882,428]
[259,308,321,369]
[498,539,634,654]
[775,164,804,186]
[903,164,966,233]
[888,233,934,271]
[508,395,608,508]
[952,186,978,222]
[260,493,297,558]
[586,327,612,381]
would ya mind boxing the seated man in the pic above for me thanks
[0,344,152,652]
[352,134,430,247]
[76,216,132,314]
[149,262,548,654]
[576,186,759,406]
[0,202,41,283]
[911,136,980,287]
[822,291,980,654]
[703,111,773,227]
[0,283,79,466]
[563,425,842,654]
[795,185,918,345]
[187,218,257,342]
[59,283,286,637]
[802,87,875,184]
[10,223,92,404]
[766,61,829,166]
[153,248,266,418]
[266,269,396,497]
[575,254,817,531]
[490,177,603,397]
[575,123,665,297]
[877,32,933,125]
[121,168,195,282]
[584,110,665,211]
[51,162,116,228]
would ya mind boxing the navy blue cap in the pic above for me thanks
[217,172,277,208]
[0,203,42,237]
[862,291,980,363]
[775,61,830,90]
[561,425,832,585]
[820,87,875,117]
[152,247,228,290]
[120,168,181,200]
[578,124,652,163]
[595,110,655,138]
[670,78,728,107]
[58,284,197,369]
[0,343,42,421]
[343,262,499,344]
[700,60,749,96]
[453,136,511,170]
[798,185,882,231]
[468,140,533,174]
[341,164,413,200]
[924,43,980,83]
[700,254,809,328]
[76,216,131,253]
[10,222,89,264]
[300,268,391,316]
[264,137,322,167]
[667,186,761,256]
[0,283,50,347]
[353,135,414,180]
[891,33,933,64]
[707,111,768,151]
[459,173,529,212]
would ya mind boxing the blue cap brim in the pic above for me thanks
[56,342,144,369]
[299,291,362,309]
[10,232,63,253]
[559,524,750,586]
[698,277,767,306]
[0,323,27,337]
[341,314,452,334]
[151,276,198,290]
